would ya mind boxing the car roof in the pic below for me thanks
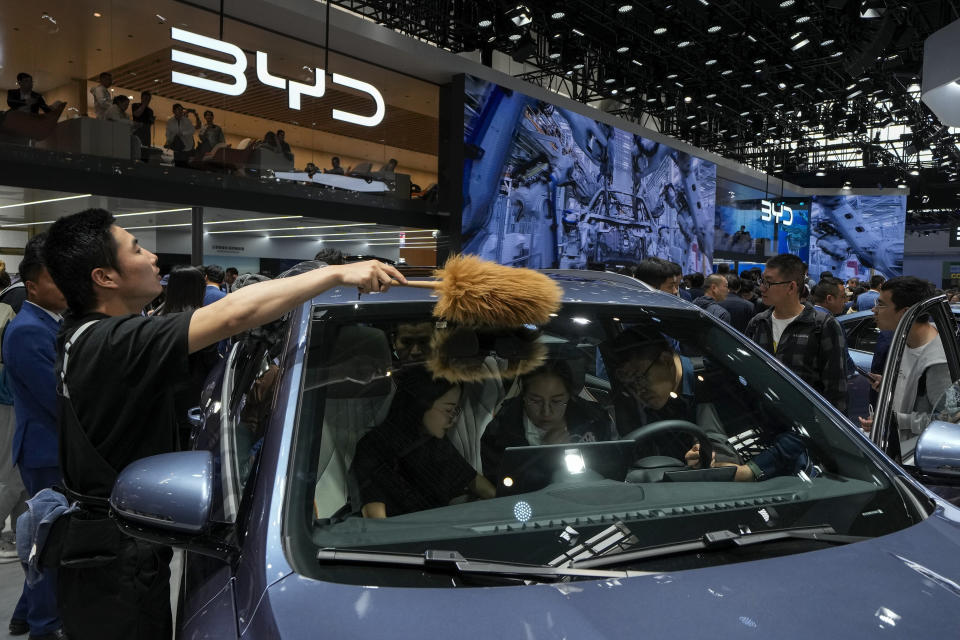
[839,303,960,323]
[309,268,695,310]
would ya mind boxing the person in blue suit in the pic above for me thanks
[202,265,227,306]
[3,233,67,640]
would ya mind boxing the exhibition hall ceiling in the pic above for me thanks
[330,0,959,184]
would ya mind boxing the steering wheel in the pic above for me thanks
[621,420,714,471]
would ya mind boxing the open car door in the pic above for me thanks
[872,294,960,503]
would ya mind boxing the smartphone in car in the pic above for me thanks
[854,363,871,377]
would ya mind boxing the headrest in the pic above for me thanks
[322,326,392,399]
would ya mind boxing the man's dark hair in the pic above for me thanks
[225,267,239,277]
[331,156,341,164]
[277,129,285,136]
[203,109,213,118]
[99,71,111,81]
[765,253,806,286]
[880,276,936,311]
[43,208,119,315]
[172,103,183,111]
[113,95,128,106]
[740,279,755,297]
[140,90,151,99]
[689,272,704,287]
[811,279,842,305]
[870,274,886,289]
[634,257,674,289]
[521,359,576,396]
[725,274,741,293]
[716,263,730,274]
[204,264,225,284]
[19,232,48,284]
[819,270,834,281]
[160,265,205,315]
[314,248,345,265]
[16,72,31,83]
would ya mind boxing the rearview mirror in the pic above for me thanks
[110,450,213,534]
[915,421,960,477]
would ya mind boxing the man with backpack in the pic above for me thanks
[746,254,848,412]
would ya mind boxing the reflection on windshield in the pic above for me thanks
[296,304,915,579]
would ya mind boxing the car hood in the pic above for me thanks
[257,509,960,639]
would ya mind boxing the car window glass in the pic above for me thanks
[289,303,917,583]
[848,317,881,353]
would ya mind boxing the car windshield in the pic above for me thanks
[286,300,919,584]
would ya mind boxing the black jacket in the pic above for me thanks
[7,89,50,114]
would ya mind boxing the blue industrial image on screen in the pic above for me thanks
[808,195,906,280]
[462,75,717,273]
[713,178,810,262]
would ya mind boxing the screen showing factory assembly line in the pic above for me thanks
[461,75,717,273]
[808,194,906,280]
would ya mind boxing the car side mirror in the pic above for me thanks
[110,450,214,533]
[915,421,960,477]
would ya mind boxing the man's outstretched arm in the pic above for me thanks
[188,260,405,353]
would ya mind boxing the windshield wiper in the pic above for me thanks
[316,548,647,581]
[571,525,867,569]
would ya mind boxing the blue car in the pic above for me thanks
[110,268,960,639]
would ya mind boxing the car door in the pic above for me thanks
[180,338,278,636]
[871,294,960,501]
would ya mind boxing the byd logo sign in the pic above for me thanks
[170,28,385,127]
[760,199,794,226]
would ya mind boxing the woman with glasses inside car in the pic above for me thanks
[352,367,495,518]
[481,360,615,480]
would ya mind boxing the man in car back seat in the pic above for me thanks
[43,208,406,640]
[351,368,495,517]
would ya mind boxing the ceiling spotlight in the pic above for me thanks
[779,0,795,5]
[684,95,693,103]
[842,180,852,189]
[677,41,692,48]
[631,59,643,66]
[571,27,585,36]
[791,38,810,51]
[617,45,630,53]
[753,58,766,65]
[705,92,717,98]
[653,26,668,34]
[548,50,561,59]
[508,33,522,41]
[686,114,696,120]
[708,24,722,33]
[815,166,826,177]
[611,89,619,95]
[666,73,679,79]
[778,82,787,89]
[666,105,676,111]
[847,89,863,99]
[740,82,753,88]
[705,59,717,66]
[739,110,750,116]
[721,69,734,76]
[604,77,616,84]
[897,180,908,189]
[626,85,636,92]
[478,18,493,27]
[790,31,803,40]
[550,11,566,19]
[910,168,920,176]
[573,62,585,69]
[830,51,843,57]
[757,91,769,97]
[506,4,533,27]
[618,4,634,13]
[795,15,811,23]
[820,39,835,46]
[93,11,103,17]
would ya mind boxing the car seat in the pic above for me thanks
[313,325,394,519]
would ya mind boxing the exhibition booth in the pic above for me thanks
[0,0,917,279]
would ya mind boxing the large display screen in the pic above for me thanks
[714,178,810,262]
[808,195,906,279]
[462,75,717,272]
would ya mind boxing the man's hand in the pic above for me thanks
[684,443,716,469]
[858,416,873,433]
[866,372,882,391]
[333,260,406,294]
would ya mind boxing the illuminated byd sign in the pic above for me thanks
[760,199,794,226]
[170,28,385,127]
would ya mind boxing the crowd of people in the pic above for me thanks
[0,199,949,639]
[4,70,389,182]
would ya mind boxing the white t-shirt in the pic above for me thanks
[771,312,801,352]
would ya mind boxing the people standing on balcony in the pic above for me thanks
[165,104,198,162]
[90,72,113,119]
[276,129,293,160]
[7,73,54,114]
[131,91,155,147]
[325,156,344,175]
[196,110,225,155]
[259,131,282,154]
[104,95,130,122]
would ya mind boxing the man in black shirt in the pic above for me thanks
[43,208,405,640]
[130,90,155,148]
